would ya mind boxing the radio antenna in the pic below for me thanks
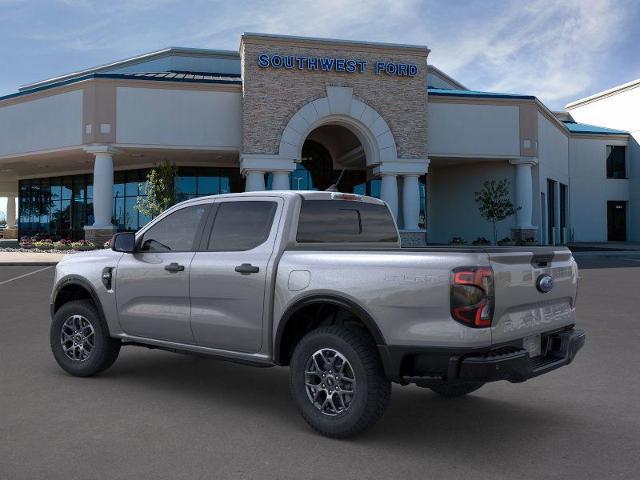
[325,169,346,192]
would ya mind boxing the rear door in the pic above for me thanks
[488,248,578,345]
[607,201,627,241]
[189,197,283,353]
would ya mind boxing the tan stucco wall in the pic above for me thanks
[240,35,429,160]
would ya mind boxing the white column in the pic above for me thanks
[271,171,290,190]
[511,159,536,228]
[92,152,114,228]
[554,181,562,244]
[380,174,399,220]
[6,195,17,228]
[245,170,266,192]
[401,175,420,231]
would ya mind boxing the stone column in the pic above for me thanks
[6,195,16,228]
[240,154,295,193]
[244,170,266,192]
[84,146,117,244]
[509,157,538,242]
[271,171,290,190]
[2,194,18,240]
[401,175,421,231]
[380,174,398,220]
[374,159,429,246]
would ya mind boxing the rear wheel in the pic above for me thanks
[429,382,484,397]
[289,326,391,438]
[50,300,121,377]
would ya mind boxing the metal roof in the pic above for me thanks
[117,71,241,82]
[562,121,628,135]
[0,71,242,103]
[19,47,240,92]
[428,87,535,100]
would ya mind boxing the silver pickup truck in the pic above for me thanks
[50,191,585,438]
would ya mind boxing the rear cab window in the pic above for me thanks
[296,199,398,243]
[206,201,278,251]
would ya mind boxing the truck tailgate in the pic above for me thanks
[488,248,578,345]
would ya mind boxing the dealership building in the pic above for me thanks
[0,33,637,245]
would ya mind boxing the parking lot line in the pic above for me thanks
[0,266,52,286]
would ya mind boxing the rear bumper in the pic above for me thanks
[378,327,585,385]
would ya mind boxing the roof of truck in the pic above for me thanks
[179,190,387,205]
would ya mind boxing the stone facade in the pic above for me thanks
[240,34,429,160]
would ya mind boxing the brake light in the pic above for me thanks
[450,266,494,328]
[330,193,362,201]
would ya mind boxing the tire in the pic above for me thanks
[289,326,391,438]
[429,382,484,398]
[50,300,121,377]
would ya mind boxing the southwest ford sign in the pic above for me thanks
[257,54,418,77]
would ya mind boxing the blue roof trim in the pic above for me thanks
[428,87,535,100]
[0,72,242,102]
[562,121,628,135]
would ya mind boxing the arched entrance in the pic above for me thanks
[244,86,428,231]
[295,124,371,194]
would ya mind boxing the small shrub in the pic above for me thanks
[70,240,96,251]
[516,238,537,246]
[19,236,34,249]
[33,239,54,250]
[53,239,73,250]
[497,237,516,246]
[472,237,491,245]
[449,236,467,245]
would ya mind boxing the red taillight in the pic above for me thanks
[450,266,494,328]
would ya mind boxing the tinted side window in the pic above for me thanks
[606,145,626,179]
[207,201,277,251]
[297,200,398,243]
[139,205,208,252]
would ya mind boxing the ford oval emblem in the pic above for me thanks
[536,274,554,293]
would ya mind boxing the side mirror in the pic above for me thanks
[111,232,136,253]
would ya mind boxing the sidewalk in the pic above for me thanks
[0,251,66,265]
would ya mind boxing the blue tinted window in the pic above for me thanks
[125,197,138,231]
[176,176,197,195]
[18,167,241,240]
[198,176,218,195]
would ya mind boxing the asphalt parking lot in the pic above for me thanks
[1,255,639,480]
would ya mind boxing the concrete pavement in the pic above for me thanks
[0,258,639,479]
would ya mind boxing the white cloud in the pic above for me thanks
[2,0,634,108]
[425,0,628,107]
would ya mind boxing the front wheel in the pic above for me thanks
[289,326,391,438]
[50,300,121,377]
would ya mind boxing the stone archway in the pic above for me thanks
[240,85,428,234]
[278,86,398,166]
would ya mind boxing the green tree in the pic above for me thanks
[136,161,178,218]
[474,179,520,245]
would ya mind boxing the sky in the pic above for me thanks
[1,0,640,213]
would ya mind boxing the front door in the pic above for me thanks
[189,197,282,353]
[116,203,209,343]
[607,201,627,241]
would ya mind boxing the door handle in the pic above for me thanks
[164,262,185,272]
[234,263,260,274]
